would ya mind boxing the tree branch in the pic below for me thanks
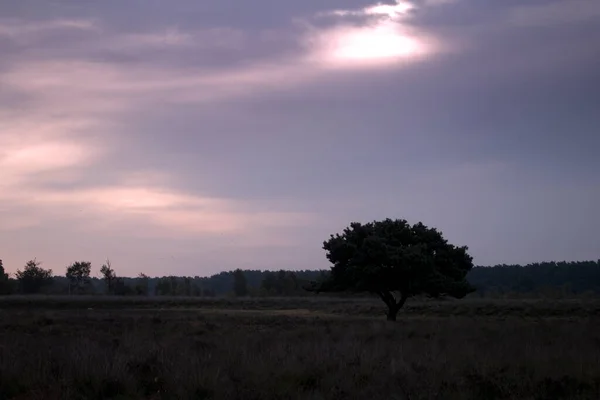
[396,292,408,308]
[376,291,389,305]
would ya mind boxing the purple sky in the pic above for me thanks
[1,0,599,277]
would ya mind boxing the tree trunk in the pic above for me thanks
[386,305,399,321]
[378,290,408,322]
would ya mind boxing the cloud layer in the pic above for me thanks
[1,0,598,276]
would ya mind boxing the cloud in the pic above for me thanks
[318,1,415,18]
[0,1,452,248]
[0,141,97,186]
[0,140,318,240]
[301,19,434,69]
[508,0,600,27]
[0,30,321,242]
[107,27,247,51]
[19,184,316,234]
[0,18,97,36]
[0,98,317,239]
[2,1,446,109]
[423,0,456,5]
[301,1,443,69]
[0,18,98,44]
[116,28,195,48]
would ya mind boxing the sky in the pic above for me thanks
[1,0,599,277]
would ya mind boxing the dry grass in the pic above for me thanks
[2,295,600,317]
[1,297,600,399]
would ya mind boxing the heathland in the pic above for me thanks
[1,296,600,400]
[2,244,599,399]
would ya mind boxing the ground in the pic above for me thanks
[1,296,599,399]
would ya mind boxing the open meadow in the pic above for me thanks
[1,296,600,400]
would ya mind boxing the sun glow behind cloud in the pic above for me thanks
[321,1,414,18]
[324,22,424,63]
[305,1,434,69]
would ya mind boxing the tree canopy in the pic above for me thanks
[100,260,117,294]
[314,219,475,320]
[0,259,12,295]
[66,261,92,294]
[15,259,54,294]
[233,268,248,297]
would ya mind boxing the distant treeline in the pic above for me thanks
[0,258,327,297]
[467,261,600,297]
[1,258,599,298]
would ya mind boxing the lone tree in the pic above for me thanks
[100,259,117,294]
[135,273,150,296]
[66,261,92,294]
[16,259,54,294]
[233,269,248,297]
[0,259,6,283]
[313,219,475,321]
[0,259,11,294]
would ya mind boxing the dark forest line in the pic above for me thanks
[1,259,599,298]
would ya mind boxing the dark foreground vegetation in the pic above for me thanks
[1,297,600,400]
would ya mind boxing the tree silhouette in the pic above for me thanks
[135,273,150,295]
[100,259,117,294]
[233,269,248,297]
[313,219,475,321]
[15,259,54,294]
[0,259,11,294]
[66,261,92,294]
[260,270,306,296]
[0,259,6,282]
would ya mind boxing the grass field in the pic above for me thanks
[1,296,600,399]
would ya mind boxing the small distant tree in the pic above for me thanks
[98,261,133,296]
[233,269,248,297]
[261,270,302,296]
[135,273,150,296]
[0,259,11,294]
[183,277,192,296]
[311,219,475,321]
[261,271,277,295]
[100,259,117,294]
[113,277,133,296]
[16,259,54,294]
[191,282,202,296]
[66,261,92,294]
[168,276,179,295]
[0,259,6,283]
[154,277,170,296]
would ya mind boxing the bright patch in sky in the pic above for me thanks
[309,22,429,68]
[364,1,415,17]
[307,1,430,68]
[330,23,421,61]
